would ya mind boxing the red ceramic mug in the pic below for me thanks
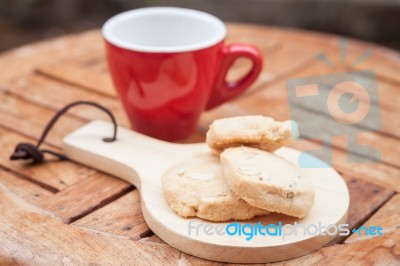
[103,7,263,141]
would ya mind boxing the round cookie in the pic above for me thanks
[206,115,296,155]
[161,153,269,222]
[220,146,315,218]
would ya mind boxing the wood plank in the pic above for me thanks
[229,64,400,169]
[36,26,280,99]
[329,176,394,244]
[227,23,400,84]
[226,43,316,97]
[0,30,102,82]
[0,89,85,148]
[0,24,399,264]
[291,63,400,114]
[200,99,400,191]
[38,55,273,106]
[203,95,400,169]
[233,80,400,143]
[1,24,399,90]
[321,46,400,86]
[0,168,53,205]
[237,60,400,140]
[6,170,396,266]
[259,44,315,83]
[226,24,280,54]
[0,185,180,265]
[282,61,400,139]
[58,48,106,69]
[345,194,400,244]
[73,190,149,240]
[140,235,167,245]
[39,173,133,224]
[234,87,400,168]
[38,54,275,101]
[279,230,400,265]
[7,74,129,127]
[203,56,400,140]
[288,139,400,192]
[141,226,400,265]
[178,253,225,266]
[37,59,117,98]
[284,107,400,168]
[36,38,315,102]
[0,128,94,191]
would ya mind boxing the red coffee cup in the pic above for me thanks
[103,7,262,141]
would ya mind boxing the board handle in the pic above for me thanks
[63,120,206,187]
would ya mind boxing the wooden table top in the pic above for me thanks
[0,23,399,265]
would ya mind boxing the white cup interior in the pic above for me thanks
[103,7,226,53]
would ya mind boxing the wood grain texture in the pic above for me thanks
[224,74,400,190]
[226,23,400,84]
[329,175,394,245]
[140,234,167,245]
[73,190,150,240]
[321,46,400,85]
[231,62,400,156]
[199,97,400,191]
[0,88,85,148]
[0,185,181,266]
[0,168,53,205]
[35,28,284,99]
[0,23,398,264]
[0,30,102,82]
[139,229,400,265]
[345,194,400,244]
[281,230,400,265]
[37,59,117,98]
[282,61,400,140]
[0,128,94,191]
[258,44,315,82]
[288,139,400,192]
[225,25,280,54]
[39,173,133,223]
[285,61,400,114]
[7,74,129,127]
[72,173,395,247]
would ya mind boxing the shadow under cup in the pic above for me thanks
[103,7,262,141]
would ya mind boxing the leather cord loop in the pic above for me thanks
[10,101,118,164]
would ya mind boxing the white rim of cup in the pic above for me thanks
[102,7,227,53]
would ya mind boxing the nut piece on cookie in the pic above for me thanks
[220,146,315,218]
[161,153,269,222]
[206,115,297,155]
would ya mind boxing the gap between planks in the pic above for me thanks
[0,22,400,225]
[327,179,396,246]
[345,193,400,244]
[0,164,59,193]
[0,74,400,192]
[7,60,397,167]
[4,30,397,170]
[0,25,398,264]
[0,109,394,245]
[0,167,54,205]
[39,176,135,224]
[0,127,141,225]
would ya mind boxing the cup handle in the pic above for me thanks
[205,44,263,110]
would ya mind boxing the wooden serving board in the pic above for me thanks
[63,120,350,263]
